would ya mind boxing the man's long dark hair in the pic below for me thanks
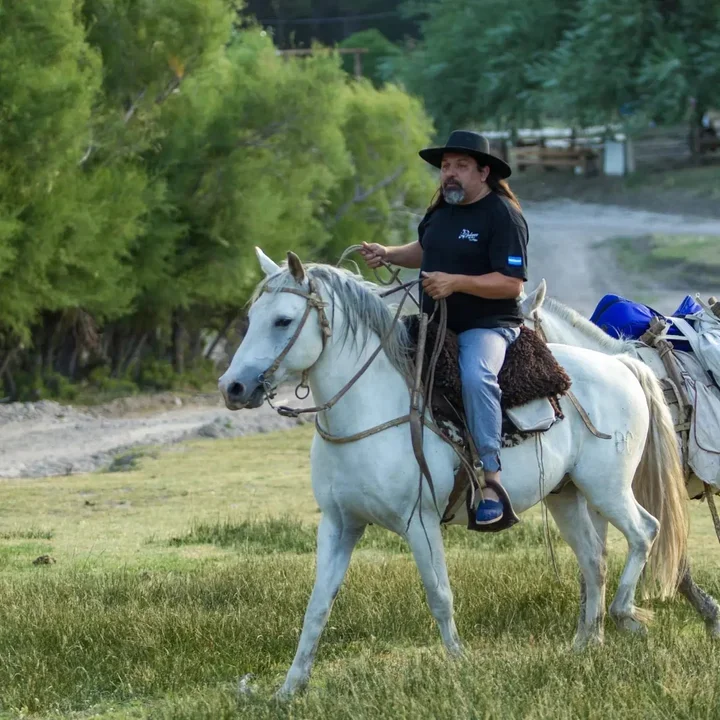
[427,168,522,214]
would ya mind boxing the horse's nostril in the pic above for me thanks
[227,381,245,399]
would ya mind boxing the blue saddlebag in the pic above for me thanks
[590,294,665,340]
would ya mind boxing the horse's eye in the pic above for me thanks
[274,317,292,328]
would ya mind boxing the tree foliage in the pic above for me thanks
[338,29,402,87]
[399,0,720,133]
[0,0,435,398]
[397,0,577,136]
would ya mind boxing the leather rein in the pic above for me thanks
[255,267,480,520]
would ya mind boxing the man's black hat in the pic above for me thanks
[419,130,511,179]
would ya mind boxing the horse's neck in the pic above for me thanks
[540,307,630,355]
[308,327,410,433]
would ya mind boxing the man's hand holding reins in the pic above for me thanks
[421,271,456,300]
[359,242,387,269]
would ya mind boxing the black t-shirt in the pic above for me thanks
[417,192,529,334]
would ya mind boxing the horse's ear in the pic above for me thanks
[255,246,280,277]
[521,278,547,316]
[287,251,306,284]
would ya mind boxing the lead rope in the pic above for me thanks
[336,246,457,539]
[336,244,421,310]
[335,247,482,532]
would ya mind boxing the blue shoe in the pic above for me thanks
[475,497,504,525]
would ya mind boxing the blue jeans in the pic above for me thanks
[457,327,521,473]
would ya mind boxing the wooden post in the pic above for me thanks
[354,50,363,78]
[277,48,368,79]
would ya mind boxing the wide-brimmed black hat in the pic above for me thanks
[419,130,511,179]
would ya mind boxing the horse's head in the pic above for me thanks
[218,247,327,411]
[520,278,547,332]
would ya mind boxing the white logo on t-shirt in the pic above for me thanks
[458,229,479,241]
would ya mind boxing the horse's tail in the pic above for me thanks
[616,355,688,599]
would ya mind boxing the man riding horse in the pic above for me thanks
[360,130,529,527]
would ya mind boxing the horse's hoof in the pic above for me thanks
[237,673,257,697]
[273,688,293,703]
[274,681,302,702]
[573,633,603,652]
[615,616,648,635]
[706,621,720,640]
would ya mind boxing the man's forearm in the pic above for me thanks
[452,272,523,300]
[385,242,423,269]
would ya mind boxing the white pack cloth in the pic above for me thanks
[667,297,720,387]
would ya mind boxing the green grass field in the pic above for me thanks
[612,232,720,290]
[512,163,720,219]
[1,425,719,718]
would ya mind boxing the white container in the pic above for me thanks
[603,139,635,175]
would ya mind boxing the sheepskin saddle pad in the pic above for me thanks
[401,318,572,446]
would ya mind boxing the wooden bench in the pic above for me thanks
[510,145,600,175]
[690,127,720,155]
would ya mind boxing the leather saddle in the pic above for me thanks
[402,318,573,531]
[402,319,572,442]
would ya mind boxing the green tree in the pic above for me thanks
[531,0,663,126]
[323,79,435,259]
[524,0,720,128]
[0,0,104,342]
[338,29,402,86]
[0,1,437,395]
[637,0,720,126]
[397,0,576,136]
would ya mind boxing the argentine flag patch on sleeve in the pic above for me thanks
[508,256,523,267]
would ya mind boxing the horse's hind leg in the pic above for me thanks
[545,485,607,649]
[277,514,365,698]
[591,491,659,634]
[678,562,720,639]
[406,516,462,656]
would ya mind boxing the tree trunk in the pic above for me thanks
[122,332,148,377]
[205,314,237,362]
[172,310,185,375]
[0,347,17,380]
[3,368,16,401]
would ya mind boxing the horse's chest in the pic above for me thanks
[310,440,419,524]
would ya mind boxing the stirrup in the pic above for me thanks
[466,478,520,534]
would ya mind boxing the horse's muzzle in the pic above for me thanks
[219,373,266,410]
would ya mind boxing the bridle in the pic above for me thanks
[257,277,333,404]
[256,273,419,421]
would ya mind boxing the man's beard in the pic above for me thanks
[442,182,465,205]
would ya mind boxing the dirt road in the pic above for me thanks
[1,201,719,479]
[523,199,720,316]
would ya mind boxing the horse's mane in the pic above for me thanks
[543,296,633,352]
[251,263,414,381]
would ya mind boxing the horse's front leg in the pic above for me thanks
[406,515,462,656]
[276,514,365,698]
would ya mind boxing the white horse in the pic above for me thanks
[520,279,720,638]
[218,248,688,697]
